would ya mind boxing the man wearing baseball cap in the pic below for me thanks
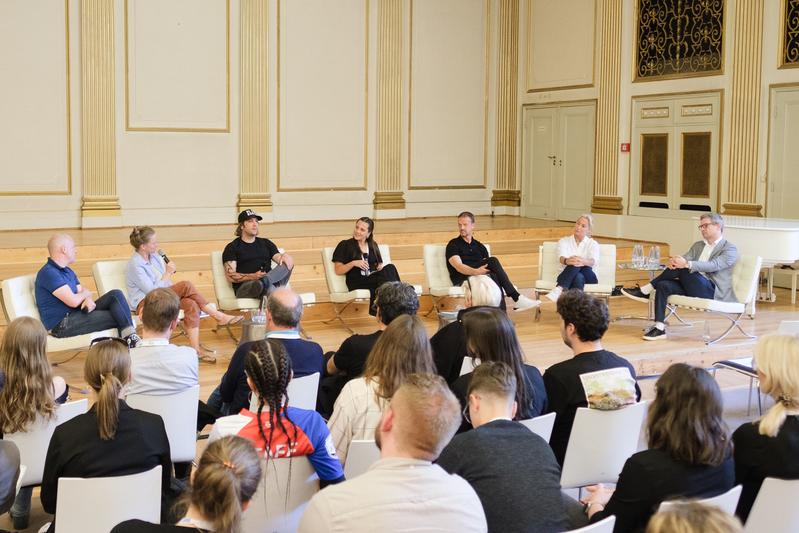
[222,209,294,300]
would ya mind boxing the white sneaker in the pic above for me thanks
[513,294,540,312]
[545,287,562,303]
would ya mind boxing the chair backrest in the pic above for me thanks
[248,373,321,412]
[538,242,559,282]
[564,515,616,533]
[658,484,742,515]
[126,386,200,463]
[459,356,480,376]
[5,399,88,486]
[211,250,237,302]
[55,465,162,533]
[732,255,763,304]
[241,456,319,533]
[1,274,40,323]
[343,439,381,479]
[560,400,649,488]
[595,244,617,286]
[744,477,799,533]
[377,243,392,265]
[519,412,556,442]
[321,247,350,295]
[92,260,130,300]
[423,244,453,290]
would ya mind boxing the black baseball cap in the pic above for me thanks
[238,209,263,223]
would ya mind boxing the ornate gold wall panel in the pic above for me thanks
[238,0,271,213]
[782,0,799,68]
[374,0,404,210]
[81,0,120,217]
[724,0,763,216]
[492,0,519,207]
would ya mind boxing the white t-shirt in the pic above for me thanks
[556,235,600,273]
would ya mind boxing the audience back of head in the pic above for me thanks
[140,288,180,332]
[463,275,502,307]
[244,339,297,448]
[646,501,742,533]
[85,339,131,440]
[375,281,419,326]
[266,288,303,329]
[556,289,609,343]
[753,333,799,437]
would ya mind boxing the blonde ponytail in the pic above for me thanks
[84,341,131,440]
[755,335,799,437]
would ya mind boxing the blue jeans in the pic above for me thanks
[556,265,598,290]
[234,264,293,300]
[50,289,135,338]
[651,268,716,322]
[206,385,233,416]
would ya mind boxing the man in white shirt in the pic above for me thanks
[621,212,738,340]
[298,374,487,533]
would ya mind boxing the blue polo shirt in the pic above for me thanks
[35,258,81,330]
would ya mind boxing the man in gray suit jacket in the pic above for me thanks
[621,213,738,340]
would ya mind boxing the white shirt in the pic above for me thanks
[127,338,198,396]
[689,236,722,270]
[298,458,487,533]
[327,378,385,464]
[556,235,600,272]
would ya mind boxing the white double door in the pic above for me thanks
[520,102,595,221]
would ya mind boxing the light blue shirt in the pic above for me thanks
[126,252,171,310]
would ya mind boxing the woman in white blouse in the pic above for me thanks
[546,214,600,302]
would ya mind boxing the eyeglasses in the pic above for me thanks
[90,336,129,348]
[697,223,717,229]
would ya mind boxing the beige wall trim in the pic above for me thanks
[726,0,764,207]
[591,195,623,214]
[594,0,621,198]
[495,0,519,192]
[373,191,406,210]
[376,0,403,194]
[237,193,273,213]
[722,203,763,217]
[81,0,120,220]
[491,189,521,207]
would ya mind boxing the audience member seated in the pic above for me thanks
[332,217,402,314]
[320,281,419,416]
[40,338,175,532]
[209,288,324,416]
[35,233,139,346]
[544,290,641,465]
[583,363,735,532]
[431,275,502,385]
[646,501,743,533]
[112,435,262,533]
[451,307,547,432]
[0,441,20,517]
[732,334,799,521]
[126,226,241,359]
[299,374,487,533]
[209,339,344,487]
[0,317,69,529]
[438,362,587,532]
[546,214,600,303]
[327,314,435,463]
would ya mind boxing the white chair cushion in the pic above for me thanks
[430,286,466,297]
[329,289,371,303]
[535,242,616,295]
[585,284,615,295]
[667,294,745,314]
[535,280,556,290]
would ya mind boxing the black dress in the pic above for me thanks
[331,238,401,310]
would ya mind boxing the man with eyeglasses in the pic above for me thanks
[620,213,738,340]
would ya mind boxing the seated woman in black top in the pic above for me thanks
[583,363,734,532]
[733,334,799,522]
[40,338,174,532]
[332,217,401,314]
[451,307,547,432]
[113,435,262,533]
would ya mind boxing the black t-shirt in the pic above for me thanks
[332,330,383,377]
[445,236,489,283]
[431,306,494,385]
[112,520,208,533]
[222,237,279,290]
[331,238,383,287]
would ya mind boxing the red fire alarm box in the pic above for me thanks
[620,143,630,153]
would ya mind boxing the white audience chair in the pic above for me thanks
[744,477,799,533]
[249,372,320,412]
[15,465,26,498]
[343,440,381,479]
[459,356,479,376]
[658,484,742,515]
[377,244,423,296]
[126,385,199,463]
[242,457,319,533]
[520,412,556,442]
[54,465,162,533]
[321,247,371,333]
[5,399,87,487]
[1,274,117,353]
[560,401,649,489]
[666,255,762,344]
[564,516,616,533]
[778,320,799,335]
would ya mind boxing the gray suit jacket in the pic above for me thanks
[683,239,739,302]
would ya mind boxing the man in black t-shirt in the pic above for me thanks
[222,209,294,300]
[445,211,539,312]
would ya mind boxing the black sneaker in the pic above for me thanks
[621,287,650,303]
[125,333,142,348]
[10,510,29,530]
[643,326,666,341]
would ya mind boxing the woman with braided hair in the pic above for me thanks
[209,339,344,486]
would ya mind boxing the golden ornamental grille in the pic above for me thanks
[785,0,799,66]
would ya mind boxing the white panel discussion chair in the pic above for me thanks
[126,385,199,464]
[241,457,319,533]
[519,412,557,443]
[423,244,466,315]
[667,255,762,345]
[376,244,423,296]
[249,372,320,412]
[658,484,742,515]
[343,440,381,480]
[54,465,162,533]
[744,478,799,533]
[560,401,649,489]
[320,247,371,333]
[5,399,88,487]
[1,274,117,354]
[564,516,616,533]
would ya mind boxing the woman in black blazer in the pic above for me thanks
[583,363,734,533]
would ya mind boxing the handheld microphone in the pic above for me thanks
[157,249,171,264]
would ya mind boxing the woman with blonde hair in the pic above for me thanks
[0,317,68,529]
[40,338,173,532]
[733,334,799,521]
[328,314,436,462]
[646,501,743,533]
[126,225,242,357]
[113,435,262,533]
[546,214,600,302]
